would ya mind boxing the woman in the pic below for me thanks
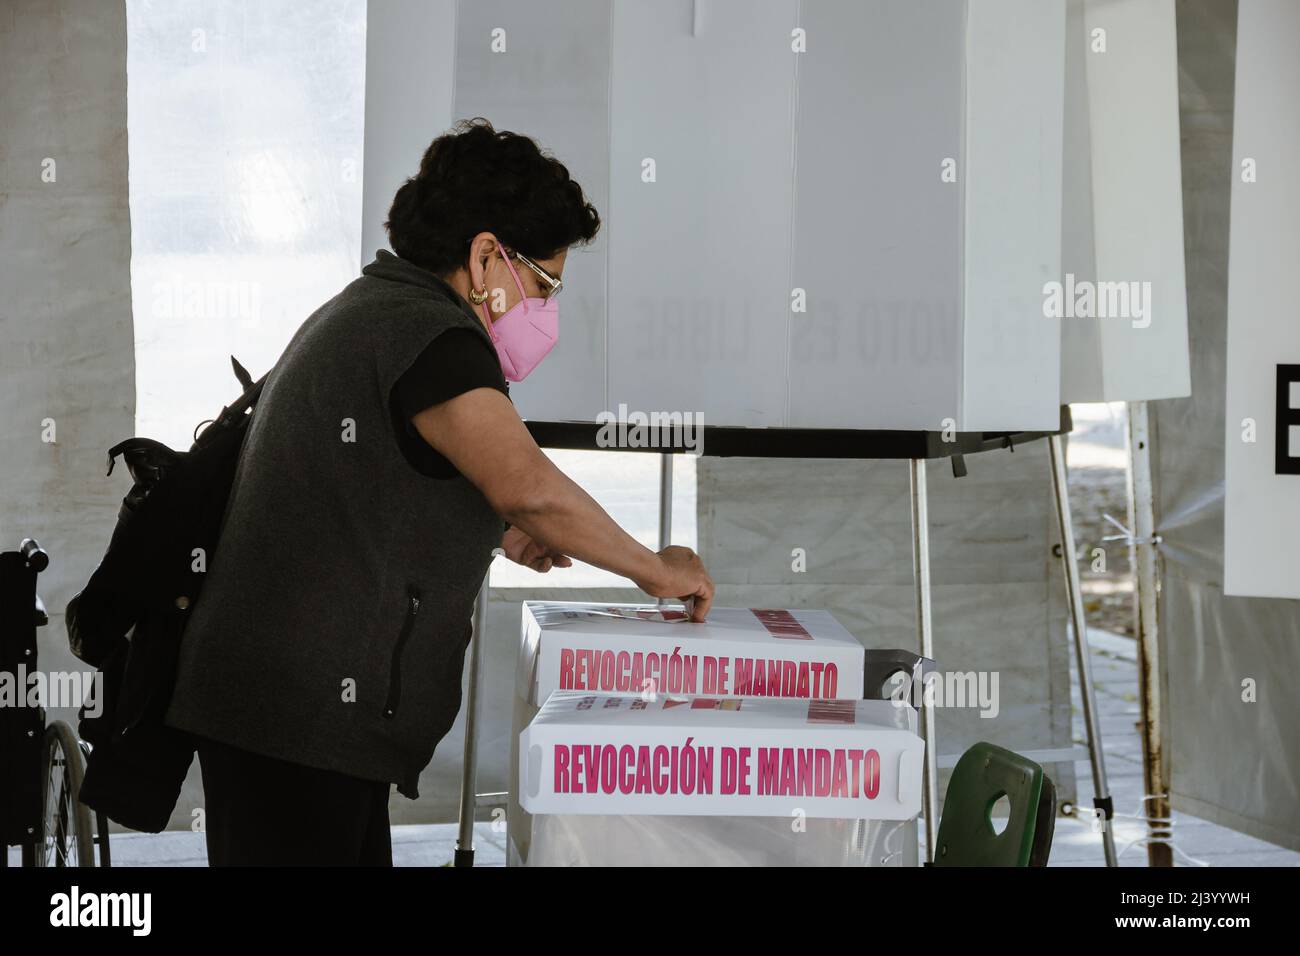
[164,118,715,866]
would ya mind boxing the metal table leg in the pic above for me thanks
[908,459,940,862]
[657,453,674,605]
[1048,433,1118,867]
[454,575,491,867]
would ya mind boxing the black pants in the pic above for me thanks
[195,735,393,866]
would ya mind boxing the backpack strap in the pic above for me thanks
[105,437,184,483]
[192,370,269,449]
[231,355,254,392]
[223,372,268,419]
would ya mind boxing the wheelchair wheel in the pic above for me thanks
[36,720,96,867]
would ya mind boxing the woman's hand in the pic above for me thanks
[635,546,714,622]
[501,526,573,574]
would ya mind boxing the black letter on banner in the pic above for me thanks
[1276,364,1300,475]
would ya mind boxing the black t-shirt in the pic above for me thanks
[389,327,509,479]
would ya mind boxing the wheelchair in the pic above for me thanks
[1,538,111,867]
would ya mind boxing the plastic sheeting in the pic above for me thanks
[694,447,1078,810]
[1147,0,1300,851]
[524,815,917,868]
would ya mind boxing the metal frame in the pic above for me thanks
[453,578,491,867]
[454,408,1119,867]
[1048,434,1118,866]
[657,454,673,605]
[1127,401,1171,867]
[908,460,941,859]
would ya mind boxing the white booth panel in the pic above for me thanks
[962,0,1064,431]
[788,0,964,431]
[453,0,612,421]
[606,0,798,427]
[1059,0,1105,402]
[360,0,457,263]
[1061,0,1190,403]
[1224,0,1300,599]
[363,0,1076,433]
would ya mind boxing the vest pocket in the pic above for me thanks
[382,584,422,719]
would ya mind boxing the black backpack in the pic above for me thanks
[66,358,265,832]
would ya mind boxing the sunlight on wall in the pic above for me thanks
[126,0,366,449]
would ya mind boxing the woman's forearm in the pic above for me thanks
[501,462,667,591]
[411,387,670,592]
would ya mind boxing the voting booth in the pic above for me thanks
[363,0,1067,431]
[359,0,1199,866]
[361,0,1192,431]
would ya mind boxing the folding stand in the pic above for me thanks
[455,406,1117,866]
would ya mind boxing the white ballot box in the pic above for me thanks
[507,602,881,865]
[522,602,867,703]
[515,692,922,867]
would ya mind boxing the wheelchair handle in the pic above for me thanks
[19,537,49,572]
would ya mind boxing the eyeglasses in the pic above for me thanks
[507,248,563,302]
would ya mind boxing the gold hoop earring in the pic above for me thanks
[468,286,488,305]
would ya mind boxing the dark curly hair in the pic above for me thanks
[385,117,601,276]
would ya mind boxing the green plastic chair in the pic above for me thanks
[931,742,1056,867]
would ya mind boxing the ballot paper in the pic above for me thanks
[519,691,923,821]
[522,602,867,705]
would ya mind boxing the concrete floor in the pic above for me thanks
[1046,629,1300,867]
[9,626,1298,867]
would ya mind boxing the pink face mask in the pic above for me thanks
[477,248,558,382]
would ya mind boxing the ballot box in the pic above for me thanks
[516,691,923,867]
[507,601,877,865]
[523,602,867,703]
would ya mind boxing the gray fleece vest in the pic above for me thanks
[165,250,504,798]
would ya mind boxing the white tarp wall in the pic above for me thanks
[0,0,136,788]
[1060,0,1191,403]
[1151,0,1300,852]
[363,0,1066,431]
[1223,0,1300,600]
